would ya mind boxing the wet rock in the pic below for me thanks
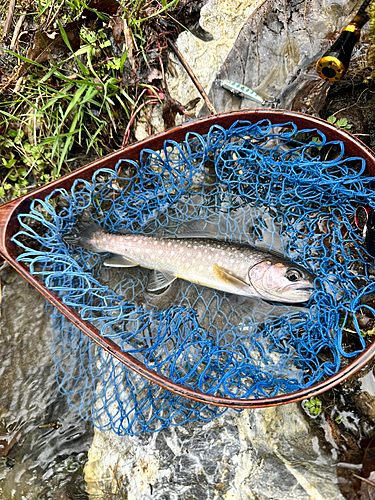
[355,392,375,424]
[166,0,262,117]
[359,471,375,500]
[85,403,345,499]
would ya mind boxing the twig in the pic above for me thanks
[3,0,16,39]
[353,473,375,488]
[46,0,65,30]
[121,99,158,147]
[167,38,216,115]
[10,13,26,50]
[45,0,57,28]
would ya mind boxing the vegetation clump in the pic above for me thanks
[0,0,187,199]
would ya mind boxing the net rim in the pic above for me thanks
[1,107,375,408]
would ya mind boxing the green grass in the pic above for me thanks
[0,0,180,199]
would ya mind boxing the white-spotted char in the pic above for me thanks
[63,214,315,303]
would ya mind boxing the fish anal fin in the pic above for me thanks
[104,255,138,267]
[147,270,177,292]
[213,264,249,290]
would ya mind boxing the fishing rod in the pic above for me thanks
[316,0,372,82]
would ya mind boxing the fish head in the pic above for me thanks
[248,260,315,303]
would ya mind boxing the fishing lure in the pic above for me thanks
[216,79,269,106]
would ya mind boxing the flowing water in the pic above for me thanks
[0,266,93,499]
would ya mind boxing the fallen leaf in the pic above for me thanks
[162,90,186,130]
[185,97,201,111]
[0,430,19,457]
[143,67,163,83]
[83,0,119,18]
[109,16,124,49]
[19,22,80,76]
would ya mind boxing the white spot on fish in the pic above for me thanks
[154,241,158,245]
[199,265,204,271]
[168,242,172,247]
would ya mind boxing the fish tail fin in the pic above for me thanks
[63,211,102,251]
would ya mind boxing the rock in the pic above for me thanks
[84,403,345,499]
[166,0,263,118]
[355,392,375,424]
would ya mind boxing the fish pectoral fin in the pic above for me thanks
[147,270,177,292]
[212,264,249,290]
[103,255,138,267]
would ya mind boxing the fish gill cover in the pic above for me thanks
[11,119,375,435]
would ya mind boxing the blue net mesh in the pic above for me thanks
[12,119,375,435]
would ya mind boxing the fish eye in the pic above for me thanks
[286,268,303,282]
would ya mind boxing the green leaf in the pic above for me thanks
[336,118,348,127]
[58,21,89,76]
[327,116,337,124]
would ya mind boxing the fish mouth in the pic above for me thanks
[264,285,315,303]
[256,286,314,303]
[294,286,315,293]
[283,282,315,293]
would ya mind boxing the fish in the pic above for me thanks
[62,213,315,304]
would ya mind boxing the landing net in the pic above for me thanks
[12,119,375,435]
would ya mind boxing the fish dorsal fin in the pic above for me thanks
[212,264,249,291]
[147,270,177,292]
[103,255,138,267]
[174,220,215,239]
